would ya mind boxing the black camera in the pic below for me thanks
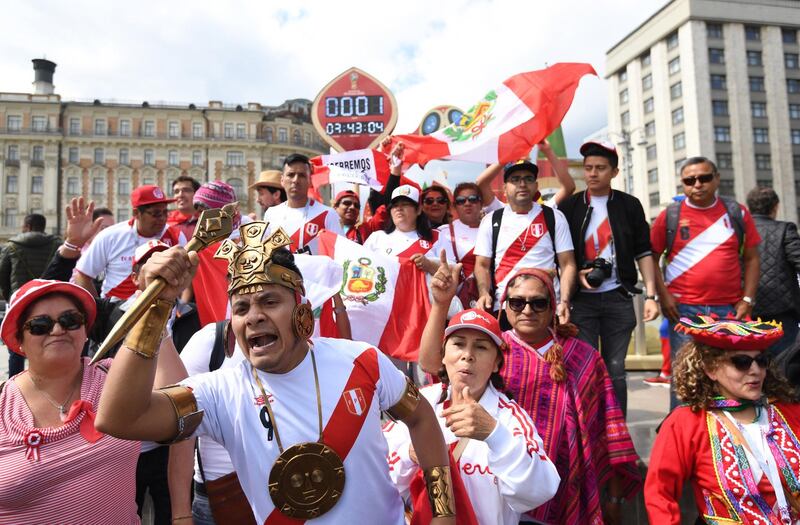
[582,258,613,288]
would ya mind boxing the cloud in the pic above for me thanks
[1,0,663,156]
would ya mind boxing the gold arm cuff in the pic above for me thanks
[156,385,204,444]
[124,299,173,359]
[424,465,455,518]
[385,377,420,422]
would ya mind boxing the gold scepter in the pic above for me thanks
[90,203,237,364]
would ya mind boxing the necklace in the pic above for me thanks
[251,347,345,519]
[709,396,764,423]
[28,363,83,422]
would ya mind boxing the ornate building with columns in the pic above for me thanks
[0,59,327,239]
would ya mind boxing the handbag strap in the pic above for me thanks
[448,222,460,262]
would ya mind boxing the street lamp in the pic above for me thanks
[606,128,648,194]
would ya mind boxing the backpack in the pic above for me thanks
[490,205,557,295]
[664,196,745,257]
[209,320,232,372]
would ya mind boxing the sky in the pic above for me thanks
[1,0,666,183]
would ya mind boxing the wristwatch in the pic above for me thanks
[645,295,658,302]
[742,296,754,305]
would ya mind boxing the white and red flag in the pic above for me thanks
[307,230,431,362]
[309,149,420,198]
[390,63,596,166]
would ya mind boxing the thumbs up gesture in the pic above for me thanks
[430,250,462,307]
[441,385,497,441]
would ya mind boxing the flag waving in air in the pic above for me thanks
[391,63,596,166]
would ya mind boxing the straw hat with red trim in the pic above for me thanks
[1,279,97,355]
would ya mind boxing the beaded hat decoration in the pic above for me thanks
[214,221,304,296]
[675,314,783,351]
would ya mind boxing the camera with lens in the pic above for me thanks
[582,258,613,288]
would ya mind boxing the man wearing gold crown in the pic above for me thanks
[96,221,456,524]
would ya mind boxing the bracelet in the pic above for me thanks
[172,515,193,522]
[424,465,455,518]
[124,299,173,359]
[62,240,81,252]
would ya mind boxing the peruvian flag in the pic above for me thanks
[391,63,596,166]
[307,230,431,361]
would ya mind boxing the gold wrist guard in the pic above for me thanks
[424,465,455,518]
[124,299,173,359]
[386,377,420,422]
[156,385,204,444]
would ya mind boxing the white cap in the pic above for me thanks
[390,184,420,204]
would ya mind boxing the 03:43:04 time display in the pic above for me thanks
[325,121,385,135]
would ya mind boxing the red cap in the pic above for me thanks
[333,190,359,206]
[1,279,97,356]
[675,314,783,351]
[131,185,176,208]
[444,309,504,347]
[579,140,618,158]
[133,240,170,268]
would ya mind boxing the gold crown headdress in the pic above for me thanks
[214,222,304,295]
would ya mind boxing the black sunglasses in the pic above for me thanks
[23,311,86,336]
[682,173,715,186]
[506,296,550,313]
[423,197,449,205]
[728,353,771,372]
[455,195,481,205]
[339,200,360,209]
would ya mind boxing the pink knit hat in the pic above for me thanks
[194,181,237,209]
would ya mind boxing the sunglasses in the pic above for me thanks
[23,311,86,336]
[455,195,481,205]
[506,296,550,313]
[339,200,360,209]
[728,353,771,372]
[506,175,537,186]
[423,197,449,205]
[682,173,715,186]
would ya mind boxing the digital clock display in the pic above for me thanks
[324,96,384,118]
[312,67,397,152]
[325,121,385,136]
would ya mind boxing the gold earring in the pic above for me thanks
[292,303,314,340]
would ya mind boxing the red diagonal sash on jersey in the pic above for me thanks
[494,212,548,284]
[460,248,476,277]
[264,348,380,525]
[396,230,440,259]
[289,212,328,252]
[584,217,612,261]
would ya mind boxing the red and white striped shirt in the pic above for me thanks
[0,358,141,524]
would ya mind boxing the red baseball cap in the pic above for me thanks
[1,279,97,356]
[133,240,170,268]
[333,190,359,206]
[131,185,175,208]
[444,308,504,347]
[580,140,618,158]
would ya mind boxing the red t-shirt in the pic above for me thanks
[651,199,760,305]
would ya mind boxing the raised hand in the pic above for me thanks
[441,386,496,441]
[64,196,105,248]
[430,250,461,306]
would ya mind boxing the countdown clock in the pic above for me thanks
[311,67,398,152]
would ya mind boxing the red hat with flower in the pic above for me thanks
[675,314,783,351]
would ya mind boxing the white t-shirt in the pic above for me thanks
[363,229,445,260]
[383,383,560,525]
[182,338,408,524]
[474,203,573,304]
[180,322,246,483]
[263,200,344,252]
[579,194,620,294]
[438,219,480,277]
[75,220,182,299]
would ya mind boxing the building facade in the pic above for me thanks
[0,60,327,239]
[606,0,800,222]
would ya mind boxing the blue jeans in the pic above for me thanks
[192,491,216,525]
[571,288,637,417]
[668,303,735,409]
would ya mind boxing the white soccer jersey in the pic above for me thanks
[474,204,573,304]
[579,194,620,294]
[363,229,445,260]
[263,200,344,251]
[182,338,408,524]
[383,383,560,525]
[75,220,181,299]
[438,219,480,277]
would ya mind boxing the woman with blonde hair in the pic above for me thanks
[645,315,798,524]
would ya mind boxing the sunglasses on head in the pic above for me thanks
[23,311,86,336]
[423,197,448,205]
[339,200,360,209]
[682,173,715,186]
[728,353,771,372]
[454,195,481,205]
[506,296,550,313]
